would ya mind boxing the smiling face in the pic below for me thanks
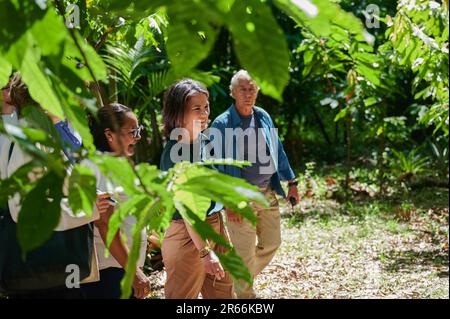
[181,92,210,142]
[105,111,141,157]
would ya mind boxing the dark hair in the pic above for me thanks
[162,79,208,138]
[89,103,132,152]
[8,73,37,112]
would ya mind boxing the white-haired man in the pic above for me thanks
[210,70,299,298]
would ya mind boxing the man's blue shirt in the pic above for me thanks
[210,104,295,197]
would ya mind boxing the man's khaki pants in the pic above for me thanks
[226,187,281,299]
[162,212,234,299]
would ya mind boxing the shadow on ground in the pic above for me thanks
[382,248,449,276]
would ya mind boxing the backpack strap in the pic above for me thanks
[8,142,14,163]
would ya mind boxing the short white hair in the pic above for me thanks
[229,69,260,97]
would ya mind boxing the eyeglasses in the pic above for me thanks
[124,125,144,138]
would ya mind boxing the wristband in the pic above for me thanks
[288,180,299,187]
[199,246,211,258]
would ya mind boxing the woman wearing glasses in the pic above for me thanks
[81,103,150,299]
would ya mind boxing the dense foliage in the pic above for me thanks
[0,0,447,298]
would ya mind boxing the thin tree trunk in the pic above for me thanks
[86,80,107,107]
[309,103,332,145]
[378,105,386,196]
[149,107,163,165]
[344,90,354,202]
[335,120,339,145]
[345,115,352,202]
[108,70,118,103]
[378,131,385,196]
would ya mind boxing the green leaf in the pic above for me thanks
[22,127,49,142]
[302,61,314,77]
[21,106,58,135]
[120,213,146,299]
[274,0,367,40]
[20,45,65,119]
[175,165,265,225]
[0,0,46,55]
[0,56,12,89]
[72,32,107,81]
[68,164,97,217]
[46,74,95,152]
[3,120,49,163]
[215,0,236,13]
[135,163,165,190]
[227,0,290,101]
[134,163,176,233]
[120,199,161,298]
[0,161,38,208]
[178,205,231,248]
[28,6,66,56]
[147,204,175,237]
[179,204,253,284]
[353,52,378,65]
[303,50,315,65]
[334,107,348,122]
[106,194,148,248]
[17,170,65,255]
[364,97,379,107]
[356,61,381,87]
[217,248,253,284]
[90,154,138,196]
[63,100,95,152]
[174,189,212,221]
[104,0,134,11]
[166,1,220,76]
[376,126,384,136]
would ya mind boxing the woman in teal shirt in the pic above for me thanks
[160,79,234,299]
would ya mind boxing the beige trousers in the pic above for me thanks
[162,212,234,299]
[225,187,281,299]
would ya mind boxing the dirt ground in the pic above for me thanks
[147,196,449,299]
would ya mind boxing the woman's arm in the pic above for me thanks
[183,220,225,280]
[94,208,150,299]
[94,208,130,268]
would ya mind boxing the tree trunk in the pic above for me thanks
[148,107,163,165]
[345,115,352,202]
[309,103,332,145]
[378,130,385,196]
[344,90,354,202]
[108,70,118,103]
[377,104,387,196]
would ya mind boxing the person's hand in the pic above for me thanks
[226,208,243,224]
[201,250,225,280]
[147,231,161,251]
[132,267,151,299]
[2,86,14,115]
[287,184,299,207]
[95,193,114,216]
